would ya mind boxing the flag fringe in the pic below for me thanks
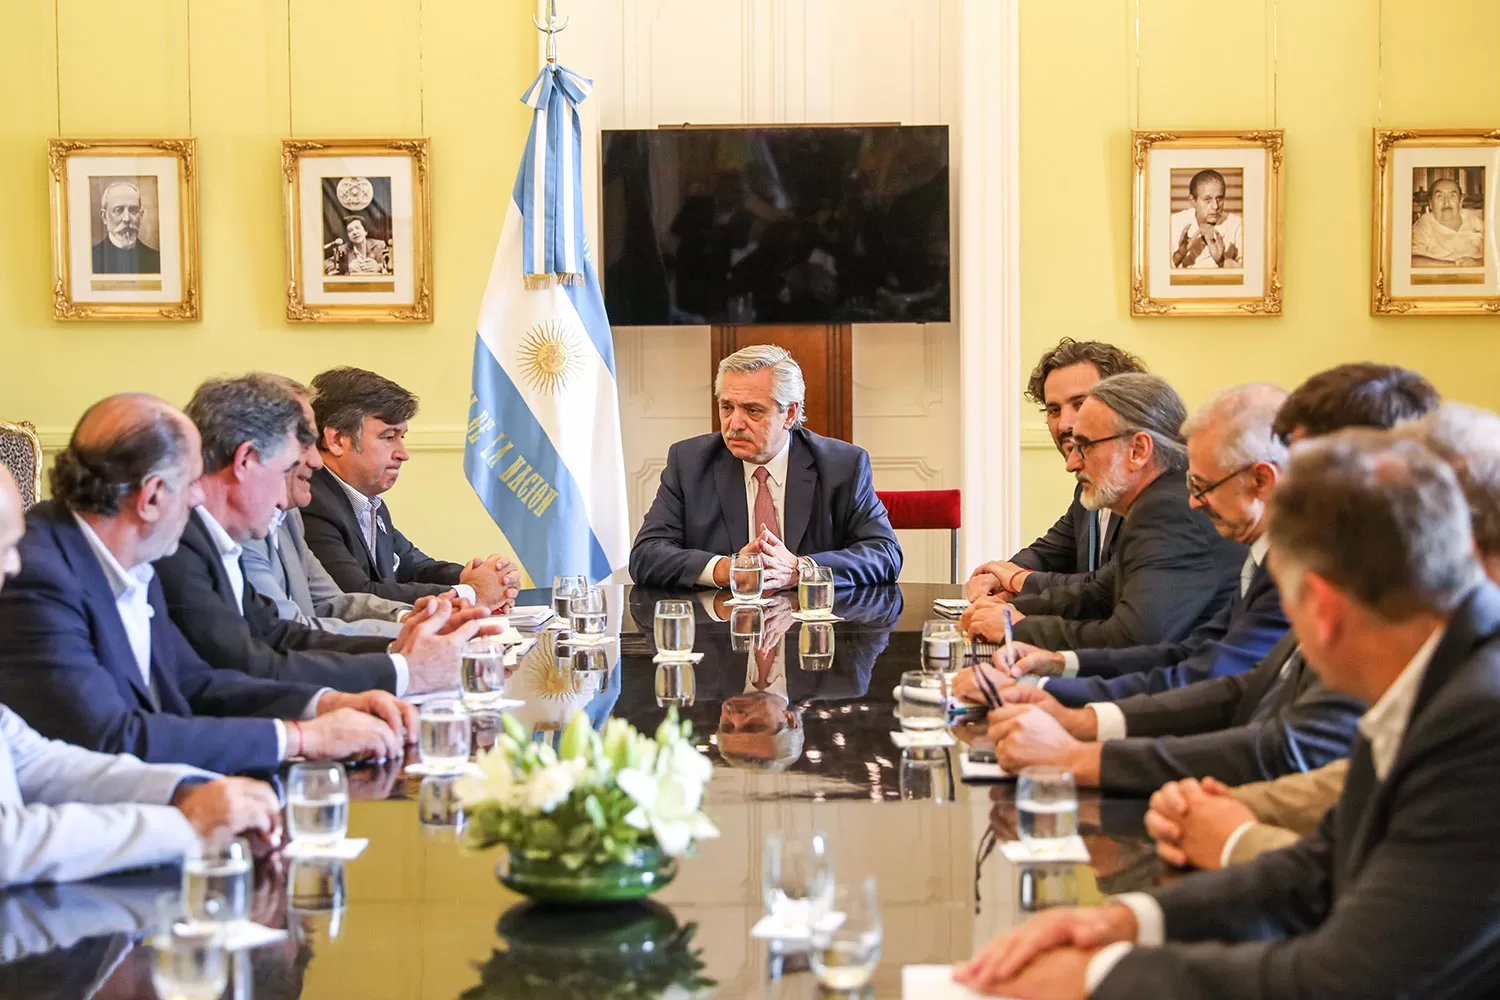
[523,272,586,289]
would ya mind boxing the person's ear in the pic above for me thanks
[134,477,166,524]
[1301,571,1345,648]
[1253,462,1280,497]
[782,402,799,431]
[230,440,259,482]
[321,426,347,457]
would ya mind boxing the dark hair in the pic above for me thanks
[310,367,419,450]
[1273,363,1439,443]
[1271,431,1482,620]
[1025,339,1147,406]
[186,375,312,474]
[1188,169,1227,198]
[343,216,366,230]
[49,407,191,516]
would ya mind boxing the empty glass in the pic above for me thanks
[898,746,952,803]
[729,605,764,652]
[287,762,350,847]
[654,599,696,657]
[898,670,950,733]
[921,619,966,674]
[569,586,609,641]
[730,551,766,601]
[809,877,883,992]
[419,698,472,773]
[798,621,835,671]
[551,574,586,622]
[654,662,697,707]
[461,635,512,714]
[181,837,251,924]
[1017,766,1079,853]
[152,893,229,1000]
[761,830,834,922]
[797,564,835,617]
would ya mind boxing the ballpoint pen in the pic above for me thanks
[1002,607,1019,674]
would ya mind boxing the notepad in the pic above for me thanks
[901,965,1001,999]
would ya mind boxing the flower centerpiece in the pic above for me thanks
[457,708,719,903]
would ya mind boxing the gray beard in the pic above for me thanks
[107,231,139,249]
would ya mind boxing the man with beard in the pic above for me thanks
[1412,176,1485,267]
[91,182,161,275]
[1170,169,1242,270]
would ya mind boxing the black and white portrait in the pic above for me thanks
[1168,167,1244,271]
[89,175,161,275]
[322,175,394,276]
[1411,166,1485,268]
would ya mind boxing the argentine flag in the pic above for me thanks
[465,62,629,586]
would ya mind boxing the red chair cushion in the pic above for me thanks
[876,490,961,531]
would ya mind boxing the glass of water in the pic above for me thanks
[419,698,473,773]
[798,621,835,671]
[153,893,229,1000]
[761,830,834,923]
[729,604,763,652]
[1017,766,1079,854]
[461,636,511,714]
[182,837,251,925]
[417,775,466,830]
[921,619,966,674]
[898,670,950,734]
[287,762,350,847]
[551,574,586,623]
[569,586,609,642]
[898,746,951,803]
[653,599,696,658]
[730,551,765,602]
[809,876,883,992]
[797,564,835,617]
[287,858,347,941]
[654,662,697,708]
[1018,863,1080,912]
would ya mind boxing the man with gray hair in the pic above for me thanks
[91,181,161,275]
[964,373,1245,649]
[630,344,901,589]
[961,431,1500,999]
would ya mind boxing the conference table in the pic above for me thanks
[0,583,1168,1000]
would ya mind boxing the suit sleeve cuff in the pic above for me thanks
[1086,941,1135,992]
[1060,651,1080,677]
[697,556,725,588]
[387,654,410,697]
[1219,821,1257,868]
[1089,701,1128,742]
[452,584,477,604]
[1110,892,1165,946]
[272,719,288,761]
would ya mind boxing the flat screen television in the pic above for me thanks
[600,124,950,326]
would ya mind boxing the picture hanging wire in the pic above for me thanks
[186,0,194,134]
[53,0,62,134]
[535,0,569,64]
[285,0,295,135]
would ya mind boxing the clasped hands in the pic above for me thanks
[459,553,522,612]
[1144,776,1257,870]
[716,523,803,592]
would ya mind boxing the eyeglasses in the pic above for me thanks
[1186,463,1257,503]
[1068,431,1135,459]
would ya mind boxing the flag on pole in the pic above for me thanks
[465,62,629,586]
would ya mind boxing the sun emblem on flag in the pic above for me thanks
[517,320,583,395]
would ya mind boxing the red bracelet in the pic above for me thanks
[1005,568,1028,593]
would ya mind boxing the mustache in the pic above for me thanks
[724,431,754,442]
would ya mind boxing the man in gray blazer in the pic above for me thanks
[957,431,1500,998]
[0,466,282,888]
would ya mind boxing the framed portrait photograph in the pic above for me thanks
[281,138,432,323]
[1373,128,1500,316]
[48,138,200,321]
[1131,129,1284,317]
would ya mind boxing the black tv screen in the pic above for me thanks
[600,125,950,326]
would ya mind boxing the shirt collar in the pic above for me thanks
[71,512,153,600]
[1250,535,1270,566]
[194,506,243,560]
[326,467,381,514]
[1358,626,1444,780]
[745,431,793,488]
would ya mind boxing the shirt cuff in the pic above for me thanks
[1088,701,1128,742]
[452,584,477,604]
[303,690,332,721]
[697,556,725,588]
[1035,677,1048,690]
[1220,821,1257,868]
[1110,892,1165,946]
[1086,941,1135,992]
[272,719,288,761]
[388,653,410,697]
[1059,651,1081,678]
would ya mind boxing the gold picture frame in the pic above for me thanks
[1372,128,1500,316]
[1131,129,1284,317]
[48,137,200,321]
[281,138,433,323]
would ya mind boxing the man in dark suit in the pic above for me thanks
[299,367,520,610]
[154,375,492,696]
[967,339,1146,601]
[0,393,421,774]
[957,431,1500,1000]
[630,344,901,589]
[963,374,1245,650]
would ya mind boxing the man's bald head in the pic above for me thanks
[0,466,23,590]
[50,393,196,516]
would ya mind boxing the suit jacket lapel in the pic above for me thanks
[54,512,156,710]
[278,519,310,608]
[186,510,239,611]
[782,436,816,554]
[374,505,396,581]
[1099,509,1121,564]
[713,448,750,550]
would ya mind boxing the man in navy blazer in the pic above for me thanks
[630,345,901,590]
[0,394,418,775]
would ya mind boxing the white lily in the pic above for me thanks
[456,746,525,811]
[617,764,720,858]
[525,759,580,814]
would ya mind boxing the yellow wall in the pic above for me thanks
[0,0,536,567]
[1018,0,1500,541]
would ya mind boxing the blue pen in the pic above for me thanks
[1001,607,1018,671]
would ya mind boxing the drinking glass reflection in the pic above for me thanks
[797,622,835,671]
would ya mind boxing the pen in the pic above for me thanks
[1002,607,1018,672]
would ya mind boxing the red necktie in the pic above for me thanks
[753,466,780,539]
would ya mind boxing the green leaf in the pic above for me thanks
[501,712,528,745]
[584,794,606,828]
[558,711,589,760]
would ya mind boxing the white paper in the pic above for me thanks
[652,651,705,664]
[902,965,1005,999]
[890,730,955,749]
[282,837,369,860]
[999,835,1091,864]
[405,761,485,777]
[790,611,844,622]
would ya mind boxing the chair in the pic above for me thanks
[876,489,962,583]
[0,421,42,509]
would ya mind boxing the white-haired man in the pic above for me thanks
[630,345,901,589]
[91,182,161,275]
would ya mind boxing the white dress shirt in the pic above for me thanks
[1168,209,1245,269]
[1086,623,1448,991]
[698,433,795,587]
[326,469,476,605]
[72,515,156,690]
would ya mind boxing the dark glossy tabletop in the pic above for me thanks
[0,583,1164,1000]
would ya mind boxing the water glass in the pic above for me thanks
[921,619,966,674]
[567,641,611,675]
[1018,863,1080,912]
[898,746,951,803]
[460,636,512,714]
[551,574,586,622]
[809,877,883,992]
[654,662,697,707]
[286,762,350,847]
[730,551,765,601]
[798,621,836,671]
[569,586,609,641]
[761,830,834,921]
[729,605,763,652]
[287,858,347,941]
[797,564,835,617]
[654,599,696,657]
[417,775,466,830]
[898,670,950,733]
[152,893,229,1000]
[419,698,473,773]
[181,837,251,924]
[1017,766,1079,853]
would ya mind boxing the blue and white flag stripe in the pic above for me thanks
[518,64,592,285]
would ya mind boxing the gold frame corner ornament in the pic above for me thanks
[1371,127,1500,317]
[280,137,434,324]
[1130,128,1285,318]
[48,137,202,322]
